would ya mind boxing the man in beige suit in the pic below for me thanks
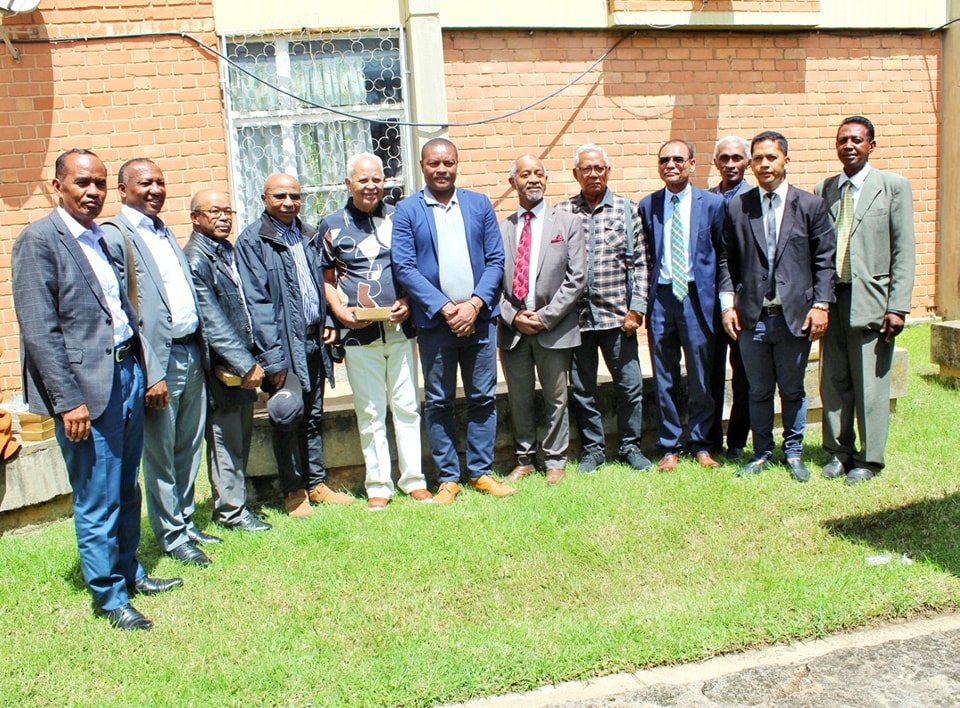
[499,155,586,486]
[815,116,915,485]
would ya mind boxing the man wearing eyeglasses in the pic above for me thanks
[184,189,271,532]
[236,174,354,517]
[638,140,726,473]
[557,144,651,474]
[707,136,752,463]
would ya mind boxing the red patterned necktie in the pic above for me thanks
[513,211,533,302]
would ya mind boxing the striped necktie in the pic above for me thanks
[835,182,854,283]
[670,194,688,301]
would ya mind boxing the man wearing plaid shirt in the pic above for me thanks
[557,144,652,473]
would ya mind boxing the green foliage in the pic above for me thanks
[1,324,958,706]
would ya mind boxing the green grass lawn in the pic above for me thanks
[1,324,959,707]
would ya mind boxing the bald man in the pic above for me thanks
[184,189,270,532]
[236,174,354,517]
[498,155,586,486]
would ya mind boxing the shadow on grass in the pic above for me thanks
[920,373,960,392]
[824,493,960,576]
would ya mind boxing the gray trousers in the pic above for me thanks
[206,402,253,525]
[142,340,206,552]
[820,287,895,472]
[502,335,573,469]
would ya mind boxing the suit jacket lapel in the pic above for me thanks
[120,213,172,313]
[689,189,703,260]
[535,206,556,276]
[53,214,111,316]
[747,190,768,264]
[850,170,882,238]
[651,190,666,271]
[775,187,799,263]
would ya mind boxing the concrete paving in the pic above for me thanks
[451,611,960,707]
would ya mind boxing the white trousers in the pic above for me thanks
[344,336,426,498]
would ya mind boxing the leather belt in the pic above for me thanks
[114,339,134,363]
[171,331,196,345]
[305,324,320,337]
[762,304,784,317]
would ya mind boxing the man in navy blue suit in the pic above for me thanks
[639,139,726,472]
[391,138,515,504]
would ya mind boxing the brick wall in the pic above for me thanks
[0,2,228,394]
[443,29,939,321]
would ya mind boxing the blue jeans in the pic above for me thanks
[570,327,644,457]
[55,356,145,612]
[418,320,497,483]
[737,313,812,460]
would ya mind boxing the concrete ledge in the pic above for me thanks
[931,320,960,379]
[0,346,910,530]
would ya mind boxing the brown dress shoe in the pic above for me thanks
[467,474,517,497]
[367,497,389,511]
[695,452,721,469]
[284,489,312,518]
[505,464,536,482]
[308,482,355,505]
[545,467,566,486]
[432,482,461,505]
[409,488,433,503]
[657,454,679,472]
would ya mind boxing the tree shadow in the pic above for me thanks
[824,493,960,577]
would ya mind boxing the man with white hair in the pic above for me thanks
[708,136,752,462]
[320,153,432,510]
[558,144,651,474]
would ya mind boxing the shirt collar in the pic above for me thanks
[760,180,790,203]
[517,200,546,220]
[269,214,300,236]
[346,197,384,220]
[423,187,458,207]
[57,206,103,241]
[666,183,692,203]
[838,162,872,190]
[121,204,165,234]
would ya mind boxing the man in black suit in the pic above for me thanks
[12,149,181,630]
[719,131,835,482]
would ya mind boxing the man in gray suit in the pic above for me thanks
[13,149,181,630]
[815,116,915,485]
[499,155,586,486]
[102,159,213,567]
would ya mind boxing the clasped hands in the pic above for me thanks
[442,297,482,338]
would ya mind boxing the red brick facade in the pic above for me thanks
[0,9,941,394]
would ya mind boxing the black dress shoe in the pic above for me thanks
[736,458,770,477]
[821,457,847,480]
[216,512,272,532]
[845,467,876,485]
[130,576,184,596]
[168,541,211,567]
[99,603,153,630]
[187,527,223,545]
[786,458,810,483]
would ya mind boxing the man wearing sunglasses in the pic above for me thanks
[639,140,726,473]
[236,174,355,517]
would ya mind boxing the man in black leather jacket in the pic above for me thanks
[184,188,271,532]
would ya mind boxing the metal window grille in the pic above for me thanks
[220,28,412,229]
